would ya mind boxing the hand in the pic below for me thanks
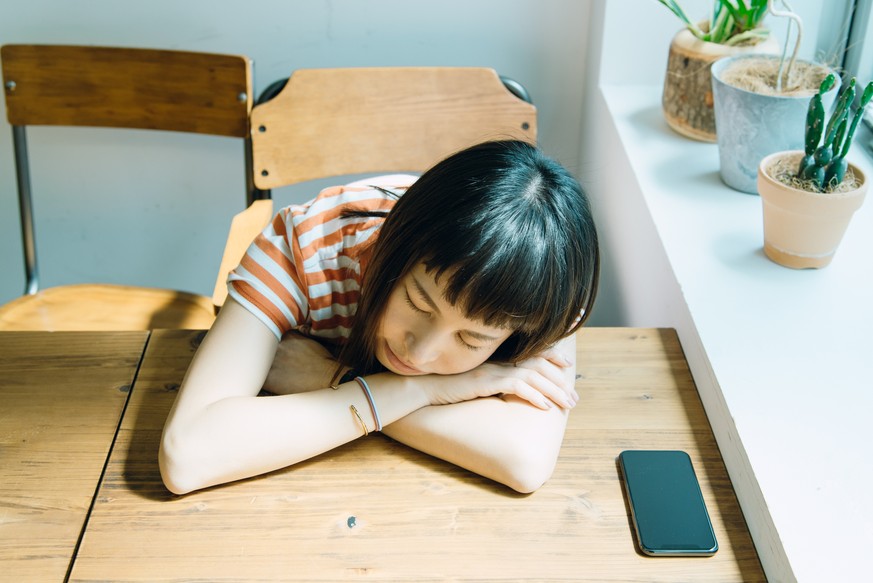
[515,344,579,406]
[262,332,347,395]
[425,344,578,410]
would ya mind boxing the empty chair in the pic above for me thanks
[0,44,253,330]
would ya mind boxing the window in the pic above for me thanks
[840,1,873,140]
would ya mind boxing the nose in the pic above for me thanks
[404,326,442,367]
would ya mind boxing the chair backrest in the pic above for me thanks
[209,66,537,309]
[3,44,251,135]
[1,44,253,294]
[250,67,537,189]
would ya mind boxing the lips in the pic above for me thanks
[383,342,424,375]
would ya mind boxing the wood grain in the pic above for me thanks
[1,45,252,137]
[251,67,537,187]
[0,331,148,582]
[0,44,252,331]
[0,284,216,331]
[70,328,765,582]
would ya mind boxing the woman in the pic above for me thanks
[160,140,599,495]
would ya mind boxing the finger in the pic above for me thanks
[500,378,554,410]
[507,368,574,410]
[515,357,578,405]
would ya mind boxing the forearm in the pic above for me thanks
[160,373,427,494]
[162,299,580,495]
[383,334,578,493]
[382,396,568,493]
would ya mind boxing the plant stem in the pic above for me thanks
[768,0,803,92]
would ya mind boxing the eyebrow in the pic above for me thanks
[409,275,502,342]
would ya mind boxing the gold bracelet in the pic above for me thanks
[350,404,369,436]
[331,369,358,390]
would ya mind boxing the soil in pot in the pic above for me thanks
[718,58,831,97]
[765,152,862,194]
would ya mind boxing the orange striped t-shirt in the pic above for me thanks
[227,175,417,341]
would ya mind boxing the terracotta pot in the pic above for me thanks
[662,27,779,142]
[758,151,868,269]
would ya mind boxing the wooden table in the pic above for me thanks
[0,331,148,582]
[2,329,764,582]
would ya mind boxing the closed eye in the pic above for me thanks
[404,289,430,315]
[456,333,484,351]
[405,281,499,352]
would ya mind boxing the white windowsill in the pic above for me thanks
[601,84,873,583]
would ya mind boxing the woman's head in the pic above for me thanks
[340,140,600,375]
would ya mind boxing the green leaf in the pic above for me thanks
[749,0,769,27]
[656,0,767,44]
[710,6,735,43]
[723,28,769,46]
[718,0,742,27]
[656,0,708,39]
[720,0,768,31]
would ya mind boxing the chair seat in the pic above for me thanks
[0,283,216,331]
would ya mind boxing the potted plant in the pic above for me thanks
[757,75,873,269]
[711,1,839,193]
[658,0,779,142]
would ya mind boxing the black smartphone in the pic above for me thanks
[618,450,718,557]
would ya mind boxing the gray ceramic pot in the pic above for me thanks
[711,55,839,194]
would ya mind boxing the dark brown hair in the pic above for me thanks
[337,140,599,375]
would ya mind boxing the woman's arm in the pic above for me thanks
[159,298,570,495]
[381,334,578,493]
[262,331,578,493]
[159,298,430,495]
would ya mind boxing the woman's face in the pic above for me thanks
[375,263,514,376]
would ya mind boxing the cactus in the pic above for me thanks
[798,75,873,191]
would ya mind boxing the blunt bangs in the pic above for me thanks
[426,204,568,335]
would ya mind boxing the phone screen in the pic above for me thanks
[618,450,718,557]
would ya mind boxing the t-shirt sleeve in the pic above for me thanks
[225,174,417,341]
[226,209,309,340]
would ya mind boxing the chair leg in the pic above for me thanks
[12,125,39,295]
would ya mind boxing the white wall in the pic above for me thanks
[0,0,594,316]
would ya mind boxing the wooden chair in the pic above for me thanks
[211,67,537,308]
[0,44,253,331]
